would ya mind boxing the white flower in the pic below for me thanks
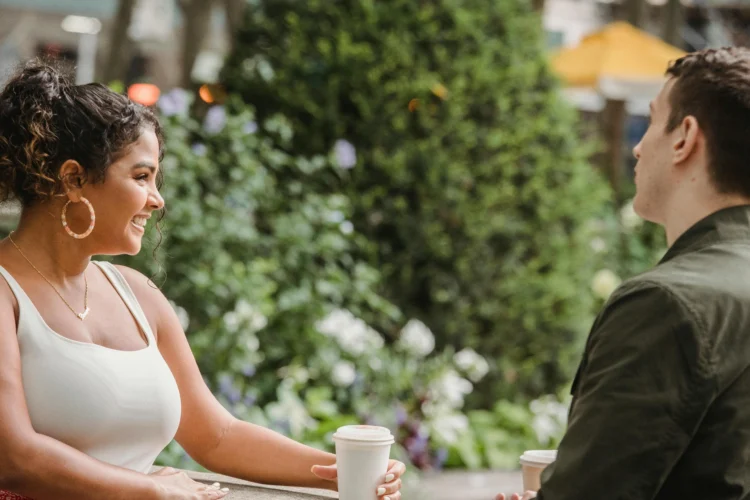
[398,319,435,358]
[589,237,607,254]
[620,200,643,230]
[169,300,190,331]
[315,309,384,356]
[245,335,260,352]
[428,370,473,409]
[340,221,354,235]
[235,299,268,332]
[530,396,569,446]
[224,311,241,332]
[288,366,310,385]
[315,309,354,337]
[532,413,560,445]
[429,413,469,445]
[453,348,490,382]
[591,269,621,300]
[265,386,316,438]
[333,139,357,169]
[326,210,346,223]
[331,361,357,387]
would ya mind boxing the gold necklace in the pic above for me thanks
[7,232,90,321]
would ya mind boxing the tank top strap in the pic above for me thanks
[92,261,156,347]
[0,265,38,330]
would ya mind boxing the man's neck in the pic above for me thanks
[663,195,750,247]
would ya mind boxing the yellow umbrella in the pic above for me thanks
[551,22,686,87]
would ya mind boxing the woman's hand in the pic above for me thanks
[150,467,230,499]
[312,459,407,499]
[495,491,537,500]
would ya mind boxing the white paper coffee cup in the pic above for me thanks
[519,450,557,492]
[333,425,395,500]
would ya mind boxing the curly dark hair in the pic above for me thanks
[0,58,164,206]
[665,47,750,197]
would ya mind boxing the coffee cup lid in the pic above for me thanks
[519,450,557,466]
[333,425,395,444]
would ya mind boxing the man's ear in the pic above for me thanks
[673,115,701,165]
[58,160,87,202]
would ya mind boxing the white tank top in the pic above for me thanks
[0,261,182,474]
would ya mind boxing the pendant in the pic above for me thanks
[77,307,90,321]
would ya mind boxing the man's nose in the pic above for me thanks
[632,142,642,159]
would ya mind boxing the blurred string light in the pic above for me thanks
[199,84,227,104]
[431,82,448,100]
[61,15,101,35]
[128,83,161,106]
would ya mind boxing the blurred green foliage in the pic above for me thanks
[221,0,614,404]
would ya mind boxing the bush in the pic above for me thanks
[221,0,614,403]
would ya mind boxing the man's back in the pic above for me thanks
[538,206,750,499]
[647,213,750,498]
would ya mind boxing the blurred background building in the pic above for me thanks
[0,0,231,89]
[1,0,749,215]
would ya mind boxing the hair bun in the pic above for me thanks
[13,59,73,101]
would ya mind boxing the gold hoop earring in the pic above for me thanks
[61,197,95,239]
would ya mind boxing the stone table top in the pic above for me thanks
[185,468,524,500]
[186,470,337,500]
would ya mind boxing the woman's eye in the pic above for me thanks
[136,174,149,181]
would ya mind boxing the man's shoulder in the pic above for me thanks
[611,245,750,349]
[634,243,750,309]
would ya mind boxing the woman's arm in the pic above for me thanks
[0,282,161,500]
[117,266,336,489]
[199,420,337,490]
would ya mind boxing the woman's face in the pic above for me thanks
[68,128,164,255]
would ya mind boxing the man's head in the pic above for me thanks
[632,47,750,224]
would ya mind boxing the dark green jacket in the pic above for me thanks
[539,205,750,500]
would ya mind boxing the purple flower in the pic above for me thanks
[243,121,258,134]
[433,448,449,470]
[157,88,189,117]
[241,364,256,378]
[273,419,291,435]
[242,394,257,407]
[218,374,241,404]
[395,405,408,426]
[191,143,207,156]
[203,106,227,135]
[333,139,357,169]
[407,432,429,455]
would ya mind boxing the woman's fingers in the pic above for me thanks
[385,460,407,480]
[376,478,401,497]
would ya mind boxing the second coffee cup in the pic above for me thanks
[519,449,557,492]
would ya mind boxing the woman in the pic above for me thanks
[0,60,405,499]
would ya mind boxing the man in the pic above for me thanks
[499,47,750,499]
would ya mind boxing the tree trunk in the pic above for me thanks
[626,0,645,28]
[602,98,627,202]
[532,0,546,13]
[224,0,245,52]
[662,0,684,47]
[180,0,215,88]
[102,0,137,84]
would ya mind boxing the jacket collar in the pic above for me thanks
[659,205,750,264]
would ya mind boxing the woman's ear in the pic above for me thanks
[58,160,87,202]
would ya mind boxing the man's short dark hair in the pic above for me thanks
[666,47,750,197]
